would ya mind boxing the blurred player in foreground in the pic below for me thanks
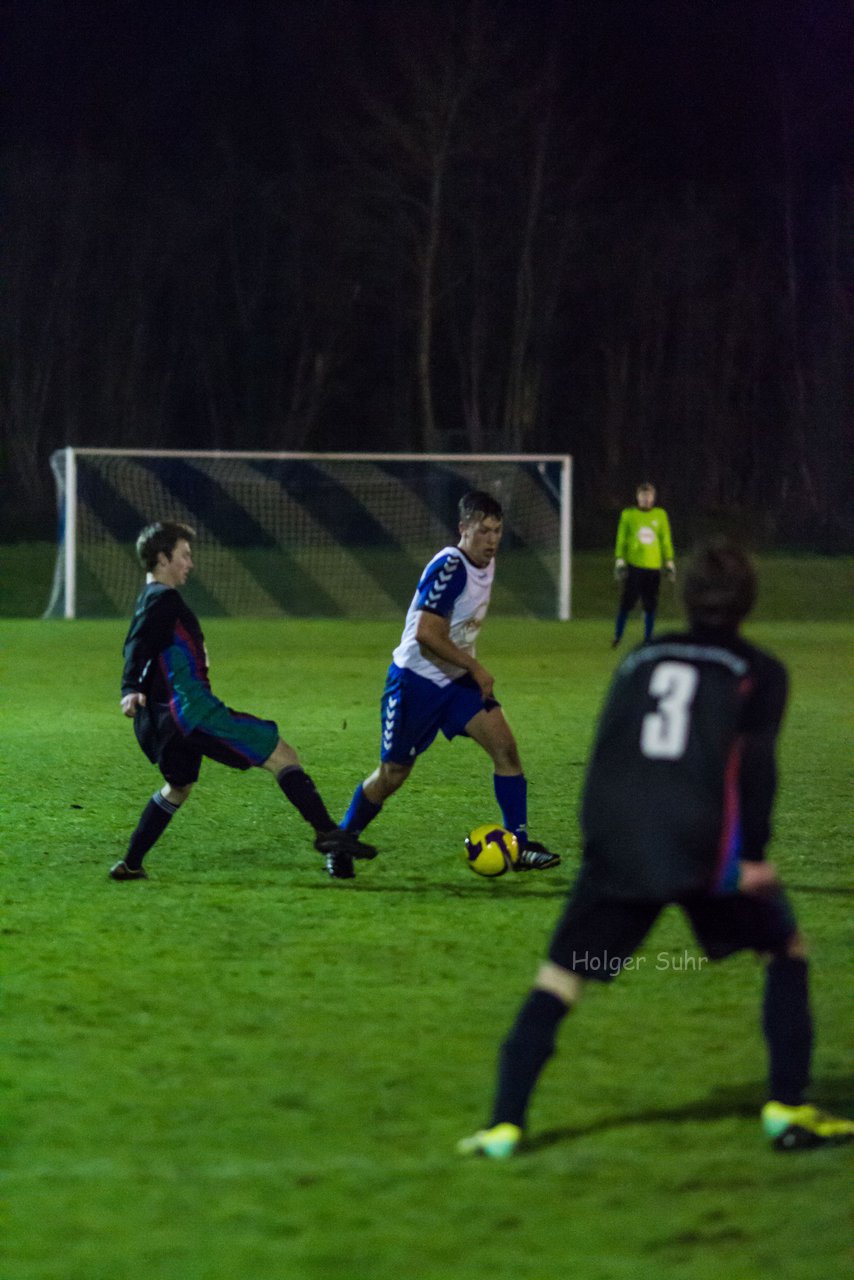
[612,481,676,646]
[339,490,561,879]
[111,520,376,881]
[460,540,853,1156]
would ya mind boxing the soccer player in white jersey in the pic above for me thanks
[338,491,561,879]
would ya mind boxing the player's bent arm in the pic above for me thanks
[614,510,630,560]
[738,728,780,855]
[414,610,495,697]
[659,511,675,562]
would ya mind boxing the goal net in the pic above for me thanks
[44,450,572,620]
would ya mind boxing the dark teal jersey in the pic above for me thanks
[580,628,788,901]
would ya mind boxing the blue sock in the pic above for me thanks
[643,610,655,641]
[614,609,628,641]
[494,773,527,847]
[341,783,382,835]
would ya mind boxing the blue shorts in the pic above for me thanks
[379,663,498,764]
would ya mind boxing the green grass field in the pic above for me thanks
[1,542,852,620]
[2,590,852,1277]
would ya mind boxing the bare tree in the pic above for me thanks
[331,1,511,449]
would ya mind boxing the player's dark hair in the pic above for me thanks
[136,521,196,571]
[683,539,757,630]
[458,490,503,524]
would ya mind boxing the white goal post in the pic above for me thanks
[44,449,573,621]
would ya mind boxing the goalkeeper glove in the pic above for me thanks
[665,560,676,581]
[614,558,627,581]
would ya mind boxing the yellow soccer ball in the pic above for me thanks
[463,825,520,877]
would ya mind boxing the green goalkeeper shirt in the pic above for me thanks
[615,506,674,569]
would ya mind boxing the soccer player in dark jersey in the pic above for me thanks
[110,521,376,881]
[338,491,560,879]
[459,540,854,1156]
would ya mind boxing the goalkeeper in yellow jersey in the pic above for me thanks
[612,482,675,647]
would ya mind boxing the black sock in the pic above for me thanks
[762,955,813,1106]
[490,988,570,1128]
[125,792,180,870]
[276,766,335,833]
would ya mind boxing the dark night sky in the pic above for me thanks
[1,0,851,542]
[4,0,851,183]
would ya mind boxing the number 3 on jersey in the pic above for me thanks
[641,661,699,760]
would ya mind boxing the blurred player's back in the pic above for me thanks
[581,630,787,900]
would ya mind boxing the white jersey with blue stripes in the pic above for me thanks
[392,545,494,686]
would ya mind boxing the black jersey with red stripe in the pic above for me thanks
[579,628,788,902]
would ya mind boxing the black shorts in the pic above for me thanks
[155,728,271,788]
[134,702,279,788]
[547,871,798,982]
[620,565,661,613]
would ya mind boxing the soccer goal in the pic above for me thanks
[44,449,573,620]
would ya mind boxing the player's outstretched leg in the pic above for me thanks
[274,761,376,879]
